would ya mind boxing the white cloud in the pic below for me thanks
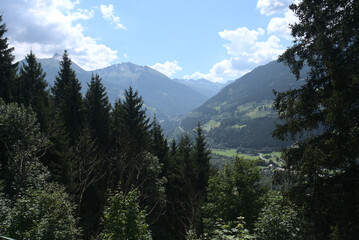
[100,4,127,30]
[185,27,285,82]
[257,0,292,16]
[184,58,250,83]
[219,27,265,57]
[149,61,182,77]
[267,10,297,40]
[1,0,118,71]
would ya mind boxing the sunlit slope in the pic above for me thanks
[181,61,305,150]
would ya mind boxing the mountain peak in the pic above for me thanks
[52,53,62,61]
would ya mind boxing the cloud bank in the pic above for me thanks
[149,61,182,77]
[185,27,285,83]
[185,0,297,82]
[1,0,119,71]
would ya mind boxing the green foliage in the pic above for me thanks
[204,157,267,232]
[84,73,111,149]
[116,86,151,156]
[254,194,303,240]
[180,61,301,150]
[51,50,84,143]
[0,15,18,103]
[149,116,169,177]
[99,188,152,240]
[193,123,211,197]
[0,100,50,196]
[186,217,254,240]
[16,51,51,130]
[0,183,80,240]
[273,0,359,238]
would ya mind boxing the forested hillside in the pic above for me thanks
[181,61,305,150]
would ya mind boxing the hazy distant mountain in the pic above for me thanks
[19,54,92,93]
[180,61,306,151]
[93,63,207,116]
[172,78,227,98]
[19,55,208,133]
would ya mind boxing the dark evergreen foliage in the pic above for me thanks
[84,73,111,149]
[193,123,211,197]
[273,0,359,238]
[0,15,17,103]
[51,50,84,143]
[16,51,51,129]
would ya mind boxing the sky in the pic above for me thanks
[1,0,297,82]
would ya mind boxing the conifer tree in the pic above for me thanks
[150,116,169,177]
[273,0,359,238]
[110,87,151,188]
[177,134,195,198]
[84,73,111,149]
[17,51,50,129]
[118,86,151,156]
[51,50,83,143]
[0,15,18,102]
[193,123,211,197]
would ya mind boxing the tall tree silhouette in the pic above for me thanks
[17,51,50,129]
[0,15,17,102]
[84,73,111,149]
[51,50,83,143]
[273,0,359,238]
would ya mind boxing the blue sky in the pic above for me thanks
[1,0,297,82]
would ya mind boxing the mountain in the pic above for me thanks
[19,55,209,135]
[19,54,92,92]
[173,78,227,98]
[180,61,306,151]
[93,63,208,117]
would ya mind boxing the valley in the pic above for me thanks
[21,55,306,152]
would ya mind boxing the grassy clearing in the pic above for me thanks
[231,124,247,129]
[213,101,227,111]
[212,148,237,158]
[203,120,221,131]
[245,105,272,118]
[236,104,253,113]
[212,149,283,165]
[212,149,259,160]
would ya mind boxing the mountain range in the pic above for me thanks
[180,61,306,151]
[20,55,306,151]
[20,54,227,135]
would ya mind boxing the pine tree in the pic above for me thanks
[51,50,83,143]
[17,51,50,129]
[193,123,211,197]
[118,86,151,156]
[84,73,111,149]
[273,0,359,238]
[0,15,18,102]
[150,116,169,177]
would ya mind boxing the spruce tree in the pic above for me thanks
[273,0,359,238]
[150,116,169,177]
[193,123,211,197]
[118,86,151,156]
[84,73,111,149]
[17,51,50,129]
[110,87,151,187]
[0,15,18,102]
[51,50,83,143]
